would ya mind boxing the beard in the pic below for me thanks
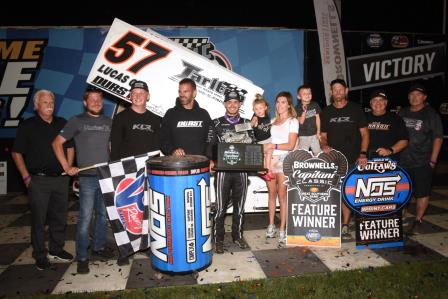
[179,97,193,106]
[87,108,103,116]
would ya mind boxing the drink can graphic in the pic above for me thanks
[147,155,212,272]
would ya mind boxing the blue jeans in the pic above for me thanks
[76,176,108,261]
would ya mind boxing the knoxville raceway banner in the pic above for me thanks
[87,18,264,119]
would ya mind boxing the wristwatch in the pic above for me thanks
[359,151,367,156]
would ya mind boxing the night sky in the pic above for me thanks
[1,0,445,34]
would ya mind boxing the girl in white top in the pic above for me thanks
[263,91,298,246]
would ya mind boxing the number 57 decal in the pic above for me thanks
[105,31,171,74]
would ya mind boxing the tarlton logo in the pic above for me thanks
[222,145,241,165]
[175,60,248,98]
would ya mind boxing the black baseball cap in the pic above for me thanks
[330,78,347,88]
[370,89,388,100]
[224,90,244,102]
[408,84,427,95]
[130,80,149,92]
[85,85,102,92]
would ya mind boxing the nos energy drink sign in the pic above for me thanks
[342,158,412,249]
[147,156,212,273]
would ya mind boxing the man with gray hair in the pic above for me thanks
[12,89,75,270]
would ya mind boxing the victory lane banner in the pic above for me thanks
[87,18,264,120]
[342,158,412,249]
[347,43,445,90]
[283,149,348,248]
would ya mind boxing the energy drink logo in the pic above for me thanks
[0,39,47,128]
[114,172,145,235]
[343,158,412,217]
[149,188,168,262]
[283,150,348,203]
[198,178,212,252]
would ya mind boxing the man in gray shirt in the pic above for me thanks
[53,87,113,274]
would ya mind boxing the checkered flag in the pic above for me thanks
[96,150,160,257]
[170,37,209,52]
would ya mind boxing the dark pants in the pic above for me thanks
[214,172,248,242]
[28,176,69,261]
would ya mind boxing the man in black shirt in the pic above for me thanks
[160,78,212,156]
[110,80,161,265]
[110,80,161,161]
[320,79,369,240]
[366,89,408,160]
[12,89,74,270]
[399,84,443,233]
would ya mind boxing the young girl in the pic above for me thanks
[250,94,274,180]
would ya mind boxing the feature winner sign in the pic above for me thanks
[342,158,412,249]
[283,149,348,247]
[87,18,263,119]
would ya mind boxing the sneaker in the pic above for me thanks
[48,249,74,262]
[35,258,51,271]
[117,256,130,266]
[278,230,286,246]
[215,241,224,254]
[92,247,115,259]
[266,224,277,238]
[77,260,89,274]
[233,237,249,249]
[408,219,424,235]
[341,224,352,240]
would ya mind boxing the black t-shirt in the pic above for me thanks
[320,101,367,164]
[295,101,321,136]
[110,108,161,161]
[366,111,408,160]
[399,104,443,168]
[253,115,271,142]
[13,115,69,175]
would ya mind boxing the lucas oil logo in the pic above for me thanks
[114,172,145,235]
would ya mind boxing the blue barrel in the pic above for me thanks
[147,155,212,272]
